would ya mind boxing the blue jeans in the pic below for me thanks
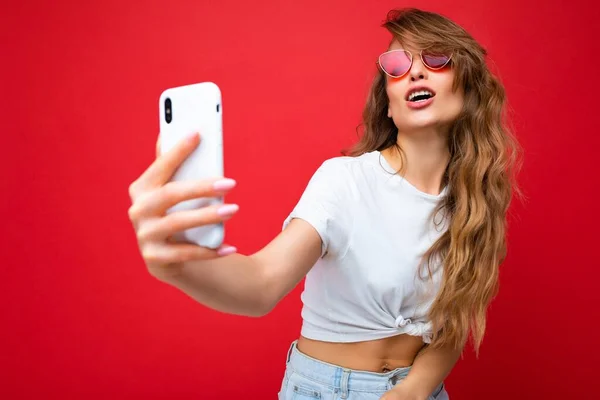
[278,340,448,400]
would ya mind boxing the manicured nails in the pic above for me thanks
[217,204,239,217]
[213,178,236,191]
[217,245,237,257]
[188,132,200,142]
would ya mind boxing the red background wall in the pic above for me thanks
[2,0,598,398]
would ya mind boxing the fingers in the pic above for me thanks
[142,242,238,266]
[156,135,161,159]
[131,132,201,197]
[136,203,239,242]
[128,132,240,275]
[128,178,237,221]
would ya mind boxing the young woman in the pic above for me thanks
[127,7,522,400]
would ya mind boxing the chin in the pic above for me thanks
[398,115,441,131]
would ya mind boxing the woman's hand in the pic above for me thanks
[127,132,239,280]
[380,381,428,400]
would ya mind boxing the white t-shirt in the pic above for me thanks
[282,150,450,343]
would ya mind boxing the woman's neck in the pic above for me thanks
[381,128,450,196]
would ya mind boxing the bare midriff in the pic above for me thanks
[296,333,426,372]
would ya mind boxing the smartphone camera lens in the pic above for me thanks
[165,98,172,123]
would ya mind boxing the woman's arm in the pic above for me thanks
[385,342,464,400]
[161,218,323,316]
[129,132,324,317]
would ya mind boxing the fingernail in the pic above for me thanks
[188,132,200,142]
[217,246,237,257]
[217,204,239,216]
[213,178,236,191]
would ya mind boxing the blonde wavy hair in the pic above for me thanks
[346,8,524,355]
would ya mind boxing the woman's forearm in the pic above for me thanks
[400,342,464,399]
[159,253,272,317]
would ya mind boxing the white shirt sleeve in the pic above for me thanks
[282,158,354,259]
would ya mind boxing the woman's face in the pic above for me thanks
[385,40,464,135]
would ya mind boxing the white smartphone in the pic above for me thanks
[158,81,224,249]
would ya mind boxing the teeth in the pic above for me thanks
[408,90,433,101]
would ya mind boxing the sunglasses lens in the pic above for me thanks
[379,50,412,77]
[422,51,451,69]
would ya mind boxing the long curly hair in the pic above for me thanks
[345,8,524,355]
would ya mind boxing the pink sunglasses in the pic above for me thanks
[377,49,453,78]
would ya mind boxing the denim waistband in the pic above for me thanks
[285,340,412,393]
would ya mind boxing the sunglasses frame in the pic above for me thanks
[377,49,453,79]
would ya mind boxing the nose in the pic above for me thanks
[409,56,428,81]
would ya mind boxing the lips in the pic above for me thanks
[406,96,434,109]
